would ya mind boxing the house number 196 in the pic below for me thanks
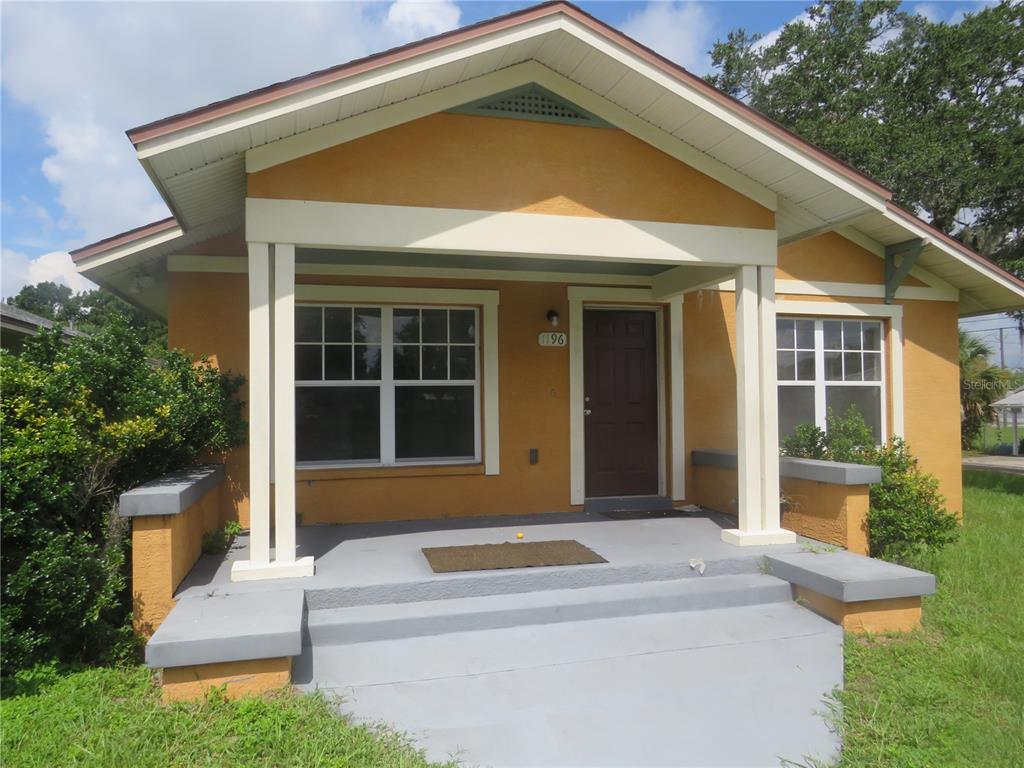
[538,332,567,347]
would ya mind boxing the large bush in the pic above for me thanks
[0,318,245,674]
[782,406,959,561]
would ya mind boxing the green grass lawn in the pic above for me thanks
[0,667,452,768]
[3,472,1022,767]
[836,470,1024,767]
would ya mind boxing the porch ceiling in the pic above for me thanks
[297,248,668,277]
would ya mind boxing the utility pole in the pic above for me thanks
[999,327,1006,369]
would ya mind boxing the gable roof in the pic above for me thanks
[73,0,1024,318]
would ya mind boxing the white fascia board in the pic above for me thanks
[75,226,184,273]
[246,198,778,267]
[558,17,889,214]
[135,17,564,160]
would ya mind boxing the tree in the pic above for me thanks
[0,320,245,673]
[6,282,74,321]
[959,329,1010,448]
[8,282,167,351]
[708,0,1024,282]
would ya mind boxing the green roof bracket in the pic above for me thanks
[884,238,923,304]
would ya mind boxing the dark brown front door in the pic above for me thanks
[583,309,659,498]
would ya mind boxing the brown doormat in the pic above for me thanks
[422,539,607,573]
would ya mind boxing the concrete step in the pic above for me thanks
[294,599,839,694]
[305,574,792,646]
[302,556,771,610]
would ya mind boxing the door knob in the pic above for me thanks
[583,408,592,416]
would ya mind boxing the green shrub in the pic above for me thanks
[201,520,244,555]
[782,406,959,561]
[0,317,245,675]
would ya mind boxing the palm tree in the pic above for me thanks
[959,330,1009,449]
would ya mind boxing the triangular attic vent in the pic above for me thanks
[449,84,611,128]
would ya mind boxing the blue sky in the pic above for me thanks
[0,1,1001,313]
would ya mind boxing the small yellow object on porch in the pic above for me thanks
[516,532,524,540]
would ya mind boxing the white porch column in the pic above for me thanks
[232,242,314,581]
[241,242,271,567]
[722,265,796,546]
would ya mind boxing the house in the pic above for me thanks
[992,388,1023,456]
[0,302,85,353]
[73,2,1023,706]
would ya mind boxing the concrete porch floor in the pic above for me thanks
[176,511,814,602]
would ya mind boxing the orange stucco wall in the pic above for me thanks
[794,586,923,633]
[161,657,291,702]
[247,112,774,230]
[130,482,222,636]
[777,232,926,286]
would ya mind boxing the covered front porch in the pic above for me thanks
[234,197,797,582]
[178,511,807,604]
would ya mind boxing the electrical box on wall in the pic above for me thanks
[529,448,539,465]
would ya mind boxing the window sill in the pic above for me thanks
[296,462,485,481]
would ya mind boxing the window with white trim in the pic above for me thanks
[295,305,479,466]
[777,317,885,443]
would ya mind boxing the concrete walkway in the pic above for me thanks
[297,580,843,767]
[963,455,1024,475]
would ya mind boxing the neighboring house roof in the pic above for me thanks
[993,389,1024,412]
[72,0,1024,319]
[0,303,86,340]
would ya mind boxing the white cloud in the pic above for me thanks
[387,0,461,38]
[1,1,461,250]
[914,3,942,22]
[621,2,716,75]
[2,248,95,299]
[753,11,811,53]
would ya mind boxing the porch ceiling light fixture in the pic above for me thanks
[547,309,560,327]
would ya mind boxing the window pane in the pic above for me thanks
[863,351,882,382]
[354,345,381,380]
[450,310,476,343]
[394,344,420,380]
[825,351,843,381]
[354,308,381,343]
[778,386,815,442]
[395,386,475,459]
[296,345,322,380]
[844,352,862,381]
[863,322,881,351]
[796,350,816,381]
[843,321,862,350]
[422,345,447,379]
[777,351,795,381]
[795,319,815,350]
[393,309,420,343]
[826,386,882,443]
[422,309,447,343]
[324,345,352,380]
[776,319,795,349]
[296,306,321,342]
[450,346,475,380]
[824,321,842,350]
[324,307,352,342]
[296,386,380,462]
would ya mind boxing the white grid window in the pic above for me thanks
[777,317,886,444]
[295,305,480,467]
